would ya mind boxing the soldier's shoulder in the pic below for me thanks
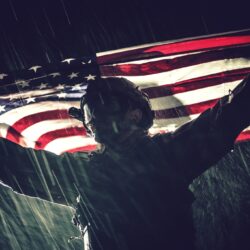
[151,132,173,145]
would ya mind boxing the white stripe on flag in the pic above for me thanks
[44,136,95,155]
[0,101,79,126]
[0,89,57,100]
[150,80,240,110]
[110,51,205,65]
[22,119,83,142]
[152,114,199,128]
[116,58,250,87]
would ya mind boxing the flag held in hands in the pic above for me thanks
[0,29,250,155]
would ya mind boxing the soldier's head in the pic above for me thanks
[69,77,154,147]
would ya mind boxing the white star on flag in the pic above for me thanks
[85,74,96,81]
[0,73,8,80]
[71,84,82,91]
[26,97,36,104]
[29,66,42,73]
[39,83,48,89]
[50,72,61,78]
[16,80,29,88]
[56,84,65,89]
[57,93,67,98]
[61,58,75,64]
[68,72,79,79]
[0,105,6,112]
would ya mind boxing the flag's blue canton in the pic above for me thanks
[0,56,99,115]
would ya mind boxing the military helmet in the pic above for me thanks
[69,77,155,132]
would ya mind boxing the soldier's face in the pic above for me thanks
[83,104,130,146]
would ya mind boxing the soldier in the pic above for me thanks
[1,76,250,250]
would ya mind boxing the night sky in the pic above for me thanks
[0,0,249,72]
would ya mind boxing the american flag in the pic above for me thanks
[0,29,250,155]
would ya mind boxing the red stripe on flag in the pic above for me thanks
[145,35,250,56]
[5,126,25,144]
[144,68,250,99]
[35,127,87,150]
[100,46,250,77]
[155,99,219,119]
[9,110,70,134]
[97,33,250,64]
[236,130,250,142]
[63,144,97,153]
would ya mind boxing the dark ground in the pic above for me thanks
[0,0,250,249]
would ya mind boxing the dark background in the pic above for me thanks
[0,0,249,71]
[0,1,250,250]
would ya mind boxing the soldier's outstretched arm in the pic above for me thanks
[157,75,250,183]
[0,138,89,204]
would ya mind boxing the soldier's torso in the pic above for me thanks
[74,135,195,250]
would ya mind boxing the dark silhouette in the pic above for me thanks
[0,76,250,250]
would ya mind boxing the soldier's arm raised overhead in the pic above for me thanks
[0,138,90,204]
[156,75,250,183]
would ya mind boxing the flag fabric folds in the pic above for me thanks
[0,29,250,155]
